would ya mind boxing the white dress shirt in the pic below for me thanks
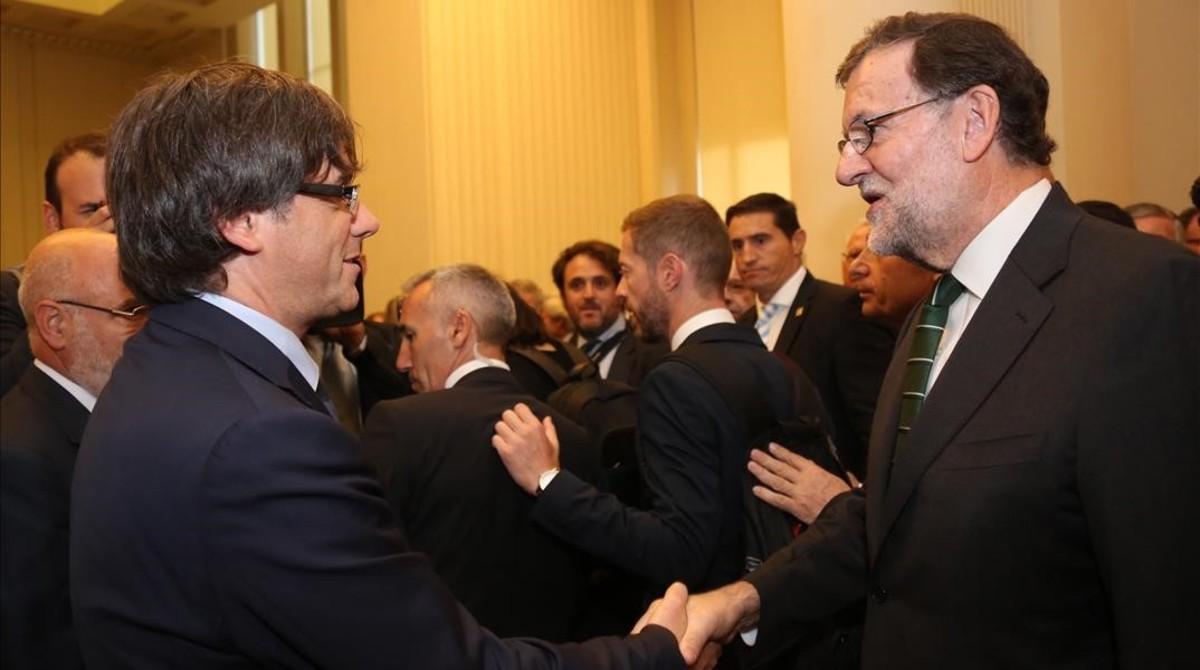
[670,307,736,351]
[927,178,1051,389]
[444,355,511,389]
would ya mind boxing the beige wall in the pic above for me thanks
[0,27,224,269]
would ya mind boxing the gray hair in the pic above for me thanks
[1125,202,1184,242]
[404,264,516,346]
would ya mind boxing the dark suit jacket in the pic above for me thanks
[746,185,1200,668]
[0,268,33,398]
[361,367,600,641]
[347,320,413,413]
[606,330,666,388]
[1,365,88,669]
[70,298,681,669]
[759,274,894,479]
[533,322,798,594]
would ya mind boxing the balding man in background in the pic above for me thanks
[2,133,111,397]
[1,229,144,669]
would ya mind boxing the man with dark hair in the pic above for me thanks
[551,240,662,386]
[1,229,143,670]
[677,12,1198,668]
[41,133,110,234]
[362,264,599,641]
[726,192,893,479]
[70,62,684,668]
[2,133,111,397]
[1078,199,1136,228]
[494,195,824,600]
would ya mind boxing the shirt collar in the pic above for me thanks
[34,359,96,412]
[950,178,1051,300]
[445,356,511,389]
[576,313,626,347]
[757,265,807,311]
[197,292,320,390]
[670,307,735,351]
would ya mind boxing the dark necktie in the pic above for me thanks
[582,337,605,360]
[895,274,965,448]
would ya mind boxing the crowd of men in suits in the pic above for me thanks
[2,10,1198,670]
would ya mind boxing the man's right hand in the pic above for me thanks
[676,581,761,666]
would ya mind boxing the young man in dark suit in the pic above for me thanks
[70,62,685,669]
[675,13,1199,669]
[726,193,894,479]
[494,195,825,598]
[2,229,144,669]
[362,264,599,641]
[551,240,665,387]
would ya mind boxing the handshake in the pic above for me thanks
[630,580,763,669]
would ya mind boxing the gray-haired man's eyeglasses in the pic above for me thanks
[837,97,941,155]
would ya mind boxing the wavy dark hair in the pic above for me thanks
[836,12,1056,167]
[107,61,359,304]
[551,240,621,293]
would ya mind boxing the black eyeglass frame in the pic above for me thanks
[837,96,942,155]
[56,299,149,321]
[296,182,359,215]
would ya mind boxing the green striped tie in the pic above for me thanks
[895,274,965,448]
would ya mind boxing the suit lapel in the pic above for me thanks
[23,366,90,447]
[151,299,328,415]
[773,272,816,353]
[870,184,1078,559]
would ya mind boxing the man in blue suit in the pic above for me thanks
[70,62,686,669]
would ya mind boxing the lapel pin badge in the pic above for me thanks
[794,306,805,318]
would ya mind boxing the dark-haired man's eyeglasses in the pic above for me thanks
[56,299,149,322]
[297,183,359,216]
[837,97,942,155]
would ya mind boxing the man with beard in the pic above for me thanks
[2,229,144,669]
[552,240,664,386]
[671,12,1198,669]
[494,195,820,603]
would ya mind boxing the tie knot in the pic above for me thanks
[932,274,965,307]
[582,338,604,356]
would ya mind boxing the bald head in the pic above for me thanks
[19,229,144,396]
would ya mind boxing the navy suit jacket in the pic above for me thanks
[533,322,798,594]
[0,268,32,397]
[765,274,894,480]
[1,365,88,669]
[70,298,680,669]
[746,185,1200,668]
[361,367,599,641]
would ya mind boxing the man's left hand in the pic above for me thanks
[492,403,560,495]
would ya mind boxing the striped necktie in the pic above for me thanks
[582,337,604,360]
[755,302,782,342]
[895,274,965,448]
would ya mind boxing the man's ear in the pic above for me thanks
[34,300,69,351]
[961,84,1002,163]
[42,202,62,234]
[448,308,472,349]
[657,252,684,292]
[790,228,807,257]
[217,212,267,254]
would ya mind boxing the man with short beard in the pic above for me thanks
[1,229,144,669]
[494,196,826,607]
[552,240,664,386]
[673,13,1198,668]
